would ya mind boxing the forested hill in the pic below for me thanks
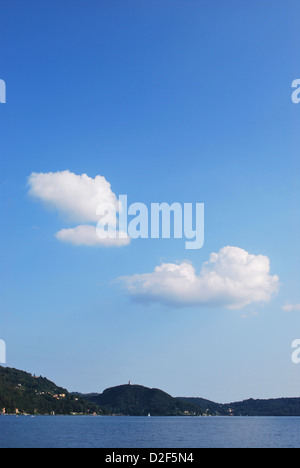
[0,366,100,415]
[85,384,202,416]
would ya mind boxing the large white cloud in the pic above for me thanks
[120,246,280,309]
[28,170,129,247]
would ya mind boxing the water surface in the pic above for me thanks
[0,415,299,448]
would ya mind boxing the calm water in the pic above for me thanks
[0,415,299,448]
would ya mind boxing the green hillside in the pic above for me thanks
[0,366,100,415]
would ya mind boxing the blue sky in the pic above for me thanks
[1,0,300,402]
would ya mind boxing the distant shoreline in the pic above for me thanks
[2,366,300,418]
[2,413,300,418]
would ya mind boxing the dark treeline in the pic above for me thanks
[2,365,300,416]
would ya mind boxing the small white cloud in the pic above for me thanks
[56,225,130,247]
[120,246,280,310]
[282,303,300,312]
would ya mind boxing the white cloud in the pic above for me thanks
[28,170,119,223]
[120,246,280,309]
[282,303,300,312]
[28,170,129,247]
[56,225,130,247]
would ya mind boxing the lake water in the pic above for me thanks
[0,415,299,448]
